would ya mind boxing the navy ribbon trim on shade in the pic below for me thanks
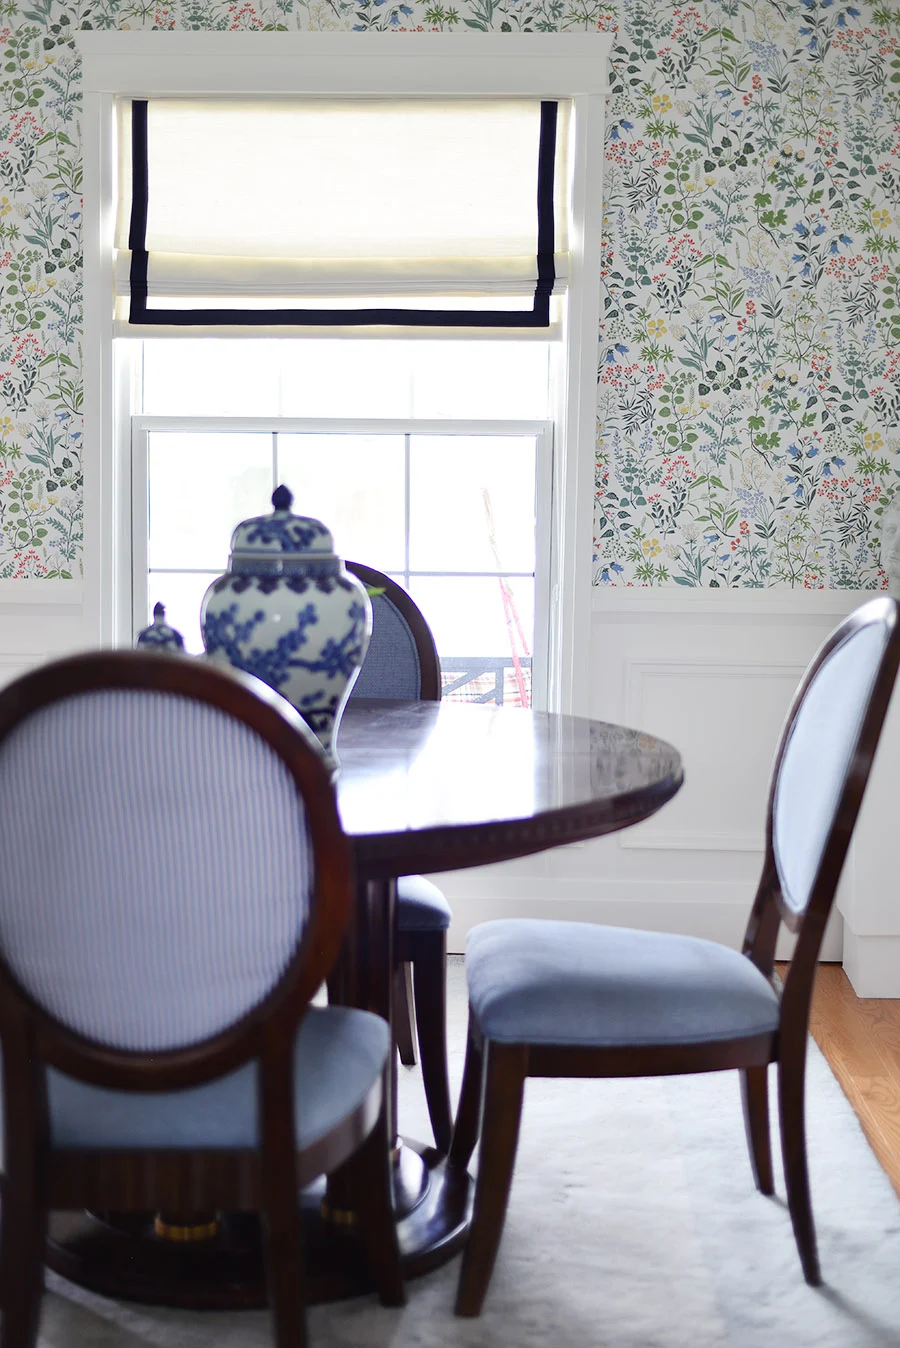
[127,99,558,330]
[128,99,150,318]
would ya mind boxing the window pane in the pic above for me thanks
[409,574,534,655]
[144,571,220,655]
[142,341,282,415]
[409,341,550,419]
[277,340,413,418]
[410,576,535,708]
[140,338,551,421]
[441,659,533,708]
[409,436,536,574]
[277,433,405,569]
[147,433,272,571]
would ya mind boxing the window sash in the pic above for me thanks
[131,415,553,706]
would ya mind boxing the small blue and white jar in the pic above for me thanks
[136,602,186,653]
[200,485,372,770]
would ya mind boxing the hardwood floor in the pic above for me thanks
[797,962,900,1198]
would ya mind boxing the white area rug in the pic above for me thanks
[40,958,900,1348]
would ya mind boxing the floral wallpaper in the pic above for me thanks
[595,1,900,588]
[0,0,896,588]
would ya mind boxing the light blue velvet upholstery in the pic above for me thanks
[774,621,888,916]
[465,920,780,1047]
[396,875,452,931]
[0,688,312,1051]
[350,594,422,701]
[45,1006,389,1150]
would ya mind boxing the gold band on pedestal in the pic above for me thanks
[318,1199,358,1227]
[153,1214,220,1242]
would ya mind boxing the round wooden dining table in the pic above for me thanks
[45,699,683,1308]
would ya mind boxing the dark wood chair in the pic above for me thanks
[0,651,404,1348]
[346,561,454,1155]
[450,596,900,1315]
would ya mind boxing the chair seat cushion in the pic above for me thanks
[47,1006,389,1150]
[397,875,452,931]
[465,920,781,1048]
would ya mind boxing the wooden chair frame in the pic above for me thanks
[0,651,404,1348]
[346,561,453,1154]
[450,597,900,1315]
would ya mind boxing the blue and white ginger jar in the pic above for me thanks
[200,485,372,769]
[136,601,186,653]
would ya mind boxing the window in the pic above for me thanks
[79,34,610,717]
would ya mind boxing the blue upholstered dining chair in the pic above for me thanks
[0,651,404,1348]
[346,561,454,1155]
[451,596,900,1316]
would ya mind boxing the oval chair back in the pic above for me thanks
[0,652,351,1081]
[746,595,900,981]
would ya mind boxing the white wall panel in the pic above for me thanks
[0,589,87,689]
[620,659,804,852]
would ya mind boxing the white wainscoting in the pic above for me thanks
[445,588,895,981]
[5,583,896,991]
[0,583,88,689]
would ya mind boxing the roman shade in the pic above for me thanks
[115,97,568,332]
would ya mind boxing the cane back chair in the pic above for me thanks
[346,561,454,1155]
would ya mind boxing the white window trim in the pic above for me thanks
[78,32,611,717]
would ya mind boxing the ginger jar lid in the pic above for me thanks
[228,485,337,574]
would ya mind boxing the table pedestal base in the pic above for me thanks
[44,1141,471,1309]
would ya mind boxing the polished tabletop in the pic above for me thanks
[335,700,684,879]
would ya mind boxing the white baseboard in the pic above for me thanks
[842,930,900,997]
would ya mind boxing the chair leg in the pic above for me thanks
[262,1191,309,1348]
[393,962,417,1067]
[449,1009,485,1168]
[741,1065,774,1195]
[410,932,453,1156]
[454,1041,527,1318]
[0,1164,47,1348]
[347,1084,406,1308]
[778,1051,822,1286]
[261,1072,309,1348]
